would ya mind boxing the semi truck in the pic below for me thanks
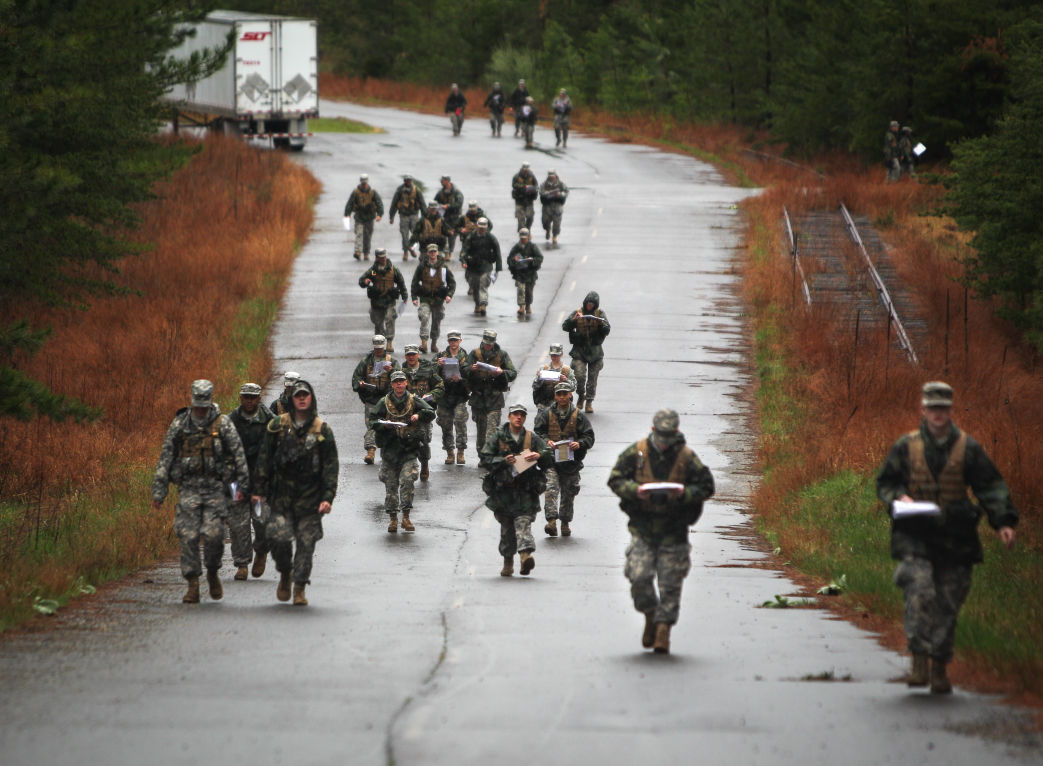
[163,10,318,150]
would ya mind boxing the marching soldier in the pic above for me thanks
[389,175,426,260]
[531,342,576,413]
[562,290,610,413]
[466,329,518,453]
[351,334,400,464]
[410,243,456,353]
[511,161,539,231]
[358,248,408,352]
[436,330,471,465]
[409,201,451,255]
[459,217,501,316]
[401,343,445,481]
[506,227,543,318]
[344,173,384,260]
[269,371,300,416]
[434,175,465,256]
[539,169,568,244]
[534,382,595,538]
[227,382,274,580]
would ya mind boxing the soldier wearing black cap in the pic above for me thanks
[459,217,501,316]
[876,381,1017,694]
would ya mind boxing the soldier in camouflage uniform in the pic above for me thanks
[466,329,518,455]
[509,79,530,137]
[552,88,572,148]
[433,175,465,256]
[436,330,471,465]
[359,248,408,352]
[410,243,456,353]
[152,380,250,604]
[389,175,426,261]
[898,126,917,180]
[484,82,506,136]
[876,381,1017,694]
[344,173,384,260]
[534,382,595,538]
[255,379,338,607]
[511,161,539,231]
[531,342,576,413]
[459,217,501,316]
[884,120,901,183]
[401,343,445,481]
[608,409,715,654]
[562,290,610,413]
[409,202,451,255]
[539,169,568,244]
[480,403,554,576]
[352,334,401,465]
[455,201,493,246]
[506,227,543,318]
[370,370,436,533]
[269,370,300,416]
[227,382,274,581]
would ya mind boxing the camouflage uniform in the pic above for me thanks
[409,205,451,254]
[509,81,530,136]
[484,84,506,136]
[402,350,445,466]
[459,226,501,312]
[552,91,572,147]
[608,420,715,628]
[370,386,436,519]
[410,253,456,348]
[344,176,384,259]
[898,126,917,179]
[531,355,576,413]
[562,290,611,409]
[539,172,568,240]
[389,178,426,257]
[436,339,471,455]
[533,398,595,526]
[884,121,901,183]
[434,179,465,253]
[359,254,408,346]
[152,386,250,582]
[256,381,338,588]
[268,371,300,417]
[507,234,544,313]
[352,342,400,452]
[455,205,493,245]
[445,85,467,135]
[511,166,538,230]
[228,393,275,568]
[466,335,518,452]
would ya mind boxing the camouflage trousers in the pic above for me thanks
[515,280,535,307]
[572,358,604,403]
[228,498,270,563]
[624,536,692,625]
[553,115,570,145]
[362,404,378,450]
[544,468,581,522]
[541,203,563,236]
[379,457,419,514]
[417,300,445,342]
[494,510,536,556]
[173,487,228,579]
[886,158,902,183]
[369,303,398,343]
[472,407,502,453]
[515,201,534,231]
[472,271,493,308]
[268,508,324,585]
[353,218,374,256]
[397,213,419,253]
[437,402,468,451]
[894,555,973,662]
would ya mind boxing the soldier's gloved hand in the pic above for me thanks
[318,501,332,515]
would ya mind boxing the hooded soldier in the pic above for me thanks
[562,290,610,413]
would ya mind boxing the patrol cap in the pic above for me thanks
[521,161,531,169]
[451,83,458,89]
[404,343,420,354]
[446,330,462,340]
[372,334,387,347]
[518,228,530,237]
[239,382,262,396]
[375,247,388,258]
[191,379,214,407]
[282,371,301,386]
[549,342,563,355]
[547,168,557,175]
[554,382,574,393]
[493,81,500,88]
[468,200,479,209]
[890,120,899,128]
[901,126,912,134]
[390,370,407,382]
[402,174,413,181]
[525,96,534,103]
[360,173,369,182]
[441,174,451,180]
[426,243,440,252]
[922,381,953,407]
[559,88,566,94]
[482,329,497,342]
[428,200,438,208]
[508,402,528,414]
[519,79,525,85]
[292,380,312,396]
[477,217,489,227]
[652,408,680,434]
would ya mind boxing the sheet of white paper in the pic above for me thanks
[913,142,926,156]
[371,360,391,377]
[892,500,941,518]
[343,216,352,231]
[639,481,684,494]
[509,449,539,476]
[443,358,461,380]
[553,440,574,462]
[538,369,561,382]
[474,361,499,373]
[375,419,408,428]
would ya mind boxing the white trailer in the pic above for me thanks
[164,10,318,150]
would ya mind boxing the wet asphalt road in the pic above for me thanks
[0,103,1036,766]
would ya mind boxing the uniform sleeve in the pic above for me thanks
[964,438,1019,529]
[532,409,549,440]
[395,268,409,300]
[445,267,456,297]
[682,453,714,506]
[374,191,384,217]
[531,432,554,469]
[221,417,251,494]
[576,413,595,450]
[389,188,400,220]
[410,263,422,300]
[875,437,910,511]
[151,416,182,502]
[344,191,355,217]
[416,396,437,423]
[608,444,640,501]
[500,351,518,383]
[320,423,339,504]
[531,245,544,269]
[359,268,373,289]
[351,357,367,391]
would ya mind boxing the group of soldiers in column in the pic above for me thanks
[446,79,573,148]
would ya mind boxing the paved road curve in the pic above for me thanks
[0,103,1035,766]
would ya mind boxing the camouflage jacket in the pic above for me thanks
[876,421,1018,564]
[434,184,464,220]
[402,359,445,407]
[352,351,401,406]
[460,232,501,275]
[479,423,553,515]
[229,403,275,487]
[389,183,426,220]
[269,392,292,416]
[533,404,595,474]
[257,413,338,515]
[608,434,715,546]
[539,178,568,206]
[562,291,610,362]
[410,258,456,303]
[465,344,517,410]
[369,392,436,465]
[344,184,384,222]
[511,171,538,202]
[152,404,249,503]
[883,130,900,163]
[408,212,449,250]
[507,241,544,283]
[436,347,471,408]
[359,262,408,307]
[454,209,493,243]
[531,363,577,407]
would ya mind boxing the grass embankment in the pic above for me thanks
[310,116,383,134]
[324,75,1043,698]
[0,136,320,630]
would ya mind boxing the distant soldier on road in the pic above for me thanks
[227,382,274,581]
[436,330,471,465]
[884,120,901,183]
[534,382,594,539]
[539,168,568,245]
[509,79,530,137]
[433,175,465,256]
[480,402,553,577]
[152,379,249,604]
[484,81,506,136]
[876,381,1017,694]
[410,243,456,353]
[531,342,576,414]
[459,217,501,316]
[562,290,610,413]
[466,329,517,453]
[506,227,543,318]
[255,379,338,607]
[608,409,715,654]
[401,343,445,482]
[511,161,538,231]
[269,370,300,416]
[520,96,538,148]
[359,248,408,352]
[445,83,467,136]
[552,88,572,147]
[344,173,383,261]
[351,334,400,465]
[389,175,426,260]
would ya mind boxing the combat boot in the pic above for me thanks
[445,450,455,465]
[653,623,671,654]
[478,304,487,316]
[517,307,525,318]
[930,659,952,694]
[401,513,415,532]
[276,571,291,602]
[544,519,558,537]
[456,450,466,465]
[292,583,308,606]
[576,397,584,411]
[182,576,200,604]
[642,613,656,648]
[552,236,558,245]
[561,521,571,537]
[206,569,223,600]
[403,250,410,261]
[420,339,428,353]
[500,556,514,576]
[387,514,398,534]
[364,253,370,260]
[420,459,430,481]
[525,304,532,315]
[520,551,535,576]
[353,251,361,260]
[907,653,929,687]
[584,400,594,414]
[364,447,376,465]
[431,343,439,353]
[251,550,267,578]
[386,341,395,352]
[234,565,248,581]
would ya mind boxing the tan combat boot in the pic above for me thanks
[653,623,671,654]
[584,400,594,413]
[907,653,929,687]
[353,251,361,261]
[276,571,292,602]
[445,450,455,465]
[386,341,395,352]
[401,513,415,532]
[525,304,532,315]
[517,306,525,318]
[456,450,466,465]
[561,521,571,537]
[182,576,200,604]
[420,339,428,353]
[292,583,308,606]
[206,569,223,600]
[419,459,429,481]
[520,551,535,576]
[544,519,558,537]
[387,514,398,534]
[930,659,952,694]
[234,565,248,581]
[642,613,656,648]
[576,398,584,411]
[500,556,514,577]
[364,447,376,465]
[251,550,267,578]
